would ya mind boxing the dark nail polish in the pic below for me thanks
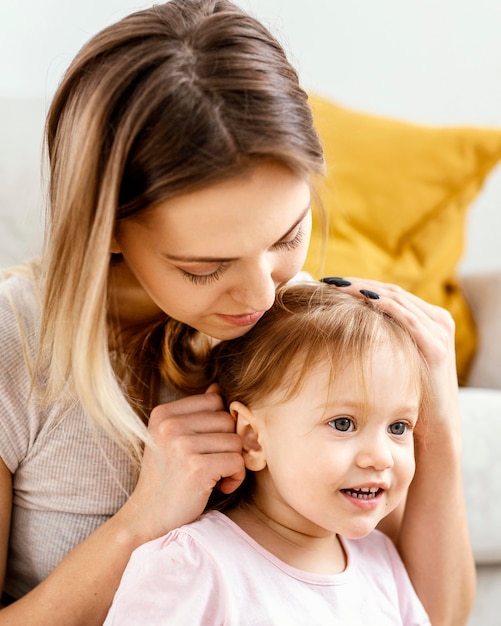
[360,289,380,300]
[320,277,352,287]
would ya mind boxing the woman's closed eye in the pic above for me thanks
[273,226,304,252]
[178,225,304,285]
[180,262,230,285]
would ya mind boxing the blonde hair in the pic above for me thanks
[34,0,324,463]
[205,282,432,509]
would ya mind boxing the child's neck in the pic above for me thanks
[225,503,346,575]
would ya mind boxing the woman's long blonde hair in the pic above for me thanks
[204,281,432,510]
[35,0,325,463]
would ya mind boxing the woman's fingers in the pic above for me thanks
[148,393,244,480]
[332,276,452,325]
[320,275,456,367]
[127,392,245,536]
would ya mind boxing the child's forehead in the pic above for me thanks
[252,353,422,420]
[281,340,421,392]
[238,318,425,412]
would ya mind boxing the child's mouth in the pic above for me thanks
[341,487,383,499]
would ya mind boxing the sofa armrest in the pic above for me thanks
[459,387,501,564]
[461,270,501,389]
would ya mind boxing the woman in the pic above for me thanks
[0,0,474,624]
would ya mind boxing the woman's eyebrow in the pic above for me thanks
[164,202,311,264]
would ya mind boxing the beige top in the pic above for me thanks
[0,275,176,599]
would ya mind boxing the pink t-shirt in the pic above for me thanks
[105,511,430,625]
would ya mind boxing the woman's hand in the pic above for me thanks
[122,384,246,541]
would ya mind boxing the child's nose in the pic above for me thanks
[355,433,394,471]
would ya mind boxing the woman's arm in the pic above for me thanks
[0,459,12,607]
[398,412,475,626]
[0,390,245,625]
[327,277,476,626]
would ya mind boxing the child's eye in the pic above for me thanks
[328,417,354,432]
[274,227,304,251]
[388,422,409,436]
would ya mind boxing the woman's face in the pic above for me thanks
[112,162,312,339]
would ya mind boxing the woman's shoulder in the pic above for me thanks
[0,264,40,301]
[0,267,41,343]
[0,267,42,394]
[0,270,44,470]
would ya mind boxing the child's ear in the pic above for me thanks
[230,401,266,472]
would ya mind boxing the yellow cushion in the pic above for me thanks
[305,95,501,384]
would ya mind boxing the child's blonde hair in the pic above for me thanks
[30,0,325,463]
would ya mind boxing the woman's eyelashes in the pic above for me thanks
[273,227,304,251]
[181,263,229,285]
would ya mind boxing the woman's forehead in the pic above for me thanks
[133,163,311,253]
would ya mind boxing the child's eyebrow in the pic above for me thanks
[163,202,311,264]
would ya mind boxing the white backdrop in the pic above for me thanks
[1,0,501,270]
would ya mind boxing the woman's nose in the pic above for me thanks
[230,258,277,312]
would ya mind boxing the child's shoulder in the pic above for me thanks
[137,511,236,555]
[170,510,238,545]
[125,511,239,576]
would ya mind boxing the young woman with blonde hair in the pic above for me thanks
[0,0,474,624]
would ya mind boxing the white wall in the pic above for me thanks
[3,0,501,124]
[1,0,501,270]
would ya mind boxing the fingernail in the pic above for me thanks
[320,277,352,287]
[360,289,380,300]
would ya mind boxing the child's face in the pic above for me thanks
[111,162,311,339]
[245,344,420,540]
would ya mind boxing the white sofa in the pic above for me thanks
[1,97,501,625]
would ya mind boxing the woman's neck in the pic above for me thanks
[107,257,164,340]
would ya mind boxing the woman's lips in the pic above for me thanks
[217,311,265,327]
